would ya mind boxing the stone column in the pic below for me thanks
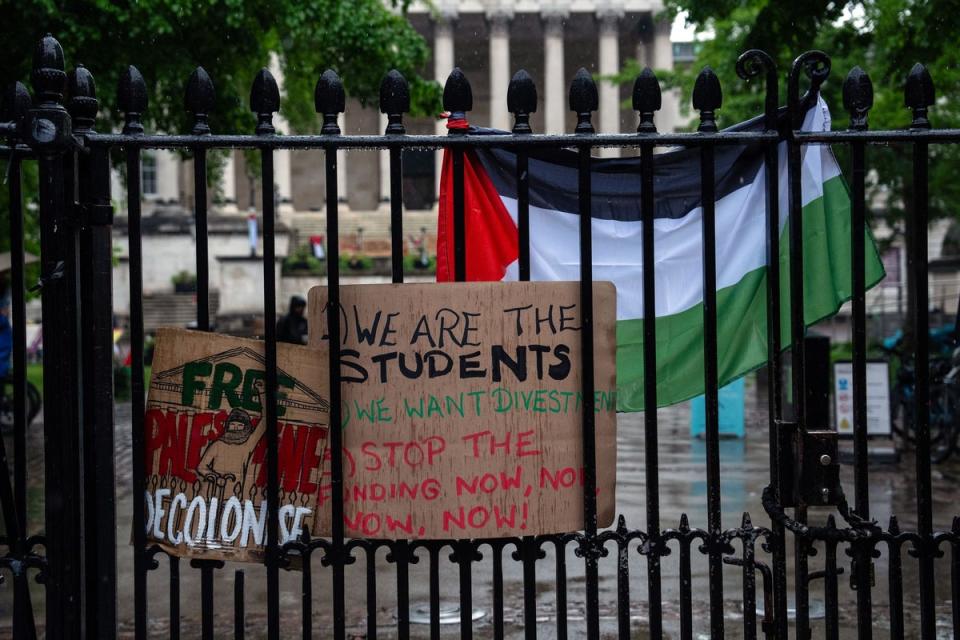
[379,111,390,206]
[155,150,180,203]
[597,7,623,156]
[274,152,293,212]
[221,150,237,212]
[269,54,294,213]
[488,9,513,131]
[337,112,347,205]
[649,15,674,70]
[434,7,457,193]
[650,16,678,132]
[542,10,568,134]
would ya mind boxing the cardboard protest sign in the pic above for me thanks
[143,328,329,562]
[308,282,617,539]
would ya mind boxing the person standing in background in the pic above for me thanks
[276,295,308,345]
[0,276,11,379]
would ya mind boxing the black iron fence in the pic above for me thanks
[1,33,959,639]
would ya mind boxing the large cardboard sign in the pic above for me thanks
[308,282,617,539]
[143,329,330,562]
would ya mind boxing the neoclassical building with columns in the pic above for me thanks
[111,0,681,321]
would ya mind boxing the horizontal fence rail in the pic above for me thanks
[1,33,959,640]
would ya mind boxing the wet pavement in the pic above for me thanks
[4,374,960,638]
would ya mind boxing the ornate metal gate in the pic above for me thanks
[1,33,958,639]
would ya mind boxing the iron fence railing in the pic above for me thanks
[1,33,959,640]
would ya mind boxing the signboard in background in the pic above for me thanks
[308,282,618,539]
[833,360,892,436]
[142,329,330,563]
[881,247,901,285]
[690,377,746,438]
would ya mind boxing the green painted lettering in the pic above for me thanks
[209,362,243,409]
[181,361,212,407]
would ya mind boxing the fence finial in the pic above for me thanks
[32,33,66,106]
[118,66,147,135]
[314,69,345,135]
[888,514,900,535]
[632,67,660,133]
[508,69,537,134]
[67,64,98,133]
[1,81,32,127]
[787,51,831,128]
[905,62,934,130]
[693,66,722,133]
[443,67,472,115]
[736,50,777,131]
[569,68,597,134]
[185,66,215,135]
[842,66,873,131]
[379,70,409,135]
[250,68,280,135]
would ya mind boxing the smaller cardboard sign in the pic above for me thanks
[833,360,892,436]
[143,328,330,563]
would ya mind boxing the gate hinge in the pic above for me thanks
[76,202,114,226]
[776,421,841,508]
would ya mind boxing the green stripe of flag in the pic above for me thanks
[615,175,885,412]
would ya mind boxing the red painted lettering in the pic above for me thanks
[385,514,413,535]
[516,430,541,457]
[501,466,523,490]
[298,427,324,495]
[361,441,381,472]
[468,506,490,528]
[494,505,516,528]
[443,507,466,531]
[144,408,172,475]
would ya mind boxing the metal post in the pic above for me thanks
[28,34,84,639]
[71,67,118,636]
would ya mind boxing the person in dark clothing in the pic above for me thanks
[0,277,11,379]
[277,295,308,344]
[0,306,10,379]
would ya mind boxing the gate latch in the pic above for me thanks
[798,429,841,507]
[777,422,841,508]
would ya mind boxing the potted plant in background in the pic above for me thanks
[341,253,374,272]
[171,270,198,293]
[282,247,325,276]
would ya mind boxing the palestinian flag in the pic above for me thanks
[436,97,885,412]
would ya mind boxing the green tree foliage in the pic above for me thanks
[1,0,440,133]
[650,0,960,238]
[0,0,441,256]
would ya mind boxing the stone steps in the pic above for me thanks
[142,291,220,332]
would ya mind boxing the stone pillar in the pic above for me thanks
[155,150,180,203]
[337,112,347,205]
[649,16,674,70]
[488,9,512,131]
[597,7,623,156]
[221,150,237,212]
[542,11,567,134]
[650,16,679,132]
[344,101,381,211]
[379,111,390,206]
[274,145,293,212]
[269,54,294,213]
[434,7,456,193]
